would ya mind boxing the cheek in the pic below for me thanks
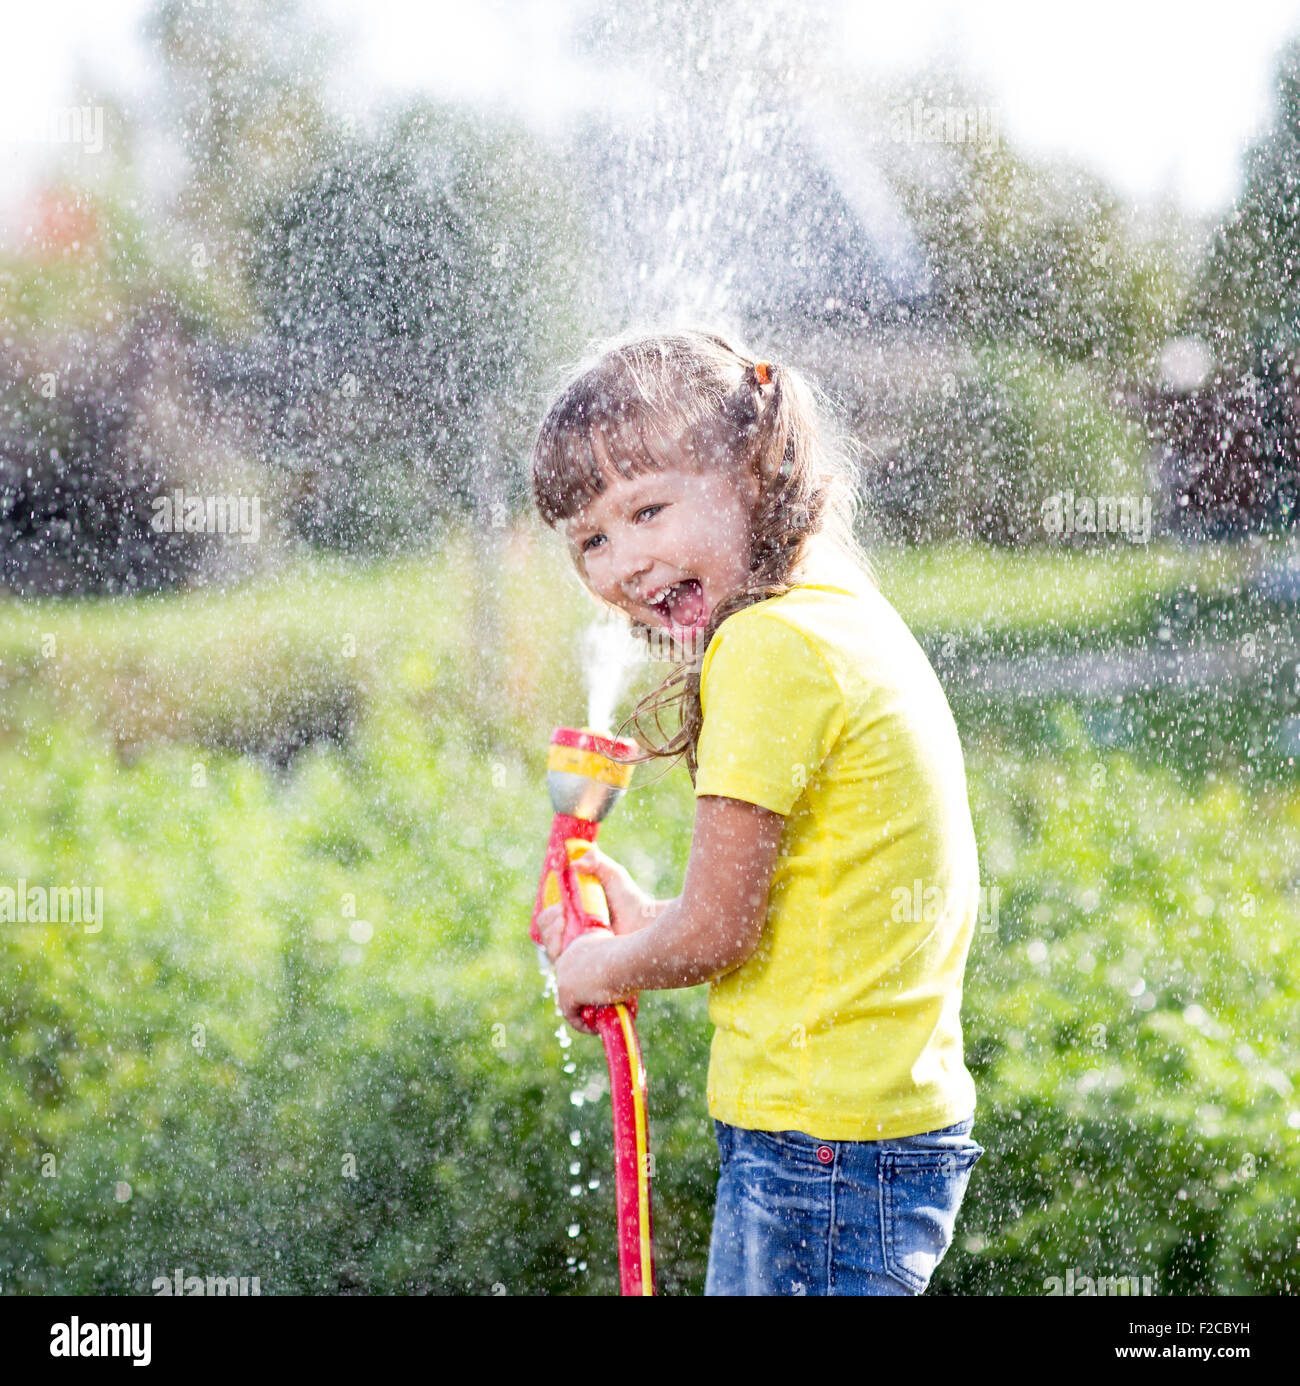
[581,555,610,592]
[696,505,751,563]
[572,550,602,591]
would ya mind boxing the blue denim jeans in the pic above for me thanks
[705,1116,983,1296]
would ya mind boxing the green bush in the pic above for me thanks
[2,695,1296,1294]
[872,346,1151,546]
[0,700,683,1294]
[937,713,1300,1294]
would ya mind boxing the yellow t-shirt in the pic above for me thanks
[693,549,979,1140]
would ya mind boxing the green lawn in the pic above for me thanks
[871,536,1270,639]
[1,529,1279,761]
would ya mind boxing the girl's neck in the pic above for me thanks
[787,533,838,584]
[787,533,873,591]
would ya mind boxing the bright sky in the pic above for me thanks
[2,0,1299,218]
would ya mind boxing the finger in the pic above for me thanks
[570,846,602,877]
[573,845,623,883]
[537,907,564,960]
[565,1006,597,1036]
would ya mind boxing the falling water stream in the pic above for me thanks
[581,615,641,736]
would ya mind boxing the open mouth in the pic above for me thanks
[647,578,707,636]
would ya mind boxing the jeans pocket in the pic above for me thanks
[879,1144,983,1294]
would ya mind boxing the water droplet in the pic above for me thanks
[567,1223,580,1238]
[569,1130,581,1147]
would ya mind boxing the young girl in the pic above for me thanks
[531,328,984,1296]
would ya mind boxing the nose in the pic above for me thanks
[609,534,652,598]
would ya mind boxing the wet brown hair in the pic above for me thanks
[532,327,872,780]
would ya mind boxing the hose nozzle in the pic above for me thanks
[546,727,637,821]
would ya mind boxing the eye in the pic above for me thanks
[635,504,664,522]
[580,533,604,554]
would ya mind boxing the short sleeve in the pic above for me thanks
[694,611,845,814]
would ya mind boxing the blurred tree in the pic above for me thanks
[0,0,332,596]
[1194,36,1300,368]
[859,344,1150,547]
[142,0,339,328]
[1155,34,1300,535]
[244,103,588,553]
[0,300,241,596]
[862,72,1195,374]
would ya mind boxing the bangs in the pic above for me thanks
[532,350,734,526]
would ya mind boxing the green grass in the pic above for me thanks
[1,529,1280,765]
[0,532,586,762]
[871,537,1270,641]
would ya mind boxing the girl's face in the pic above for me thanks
[562,460,761,644]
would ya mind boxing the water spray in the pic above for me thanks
[530,727,655,1296]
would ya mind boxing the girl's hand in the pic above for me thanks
[535,845,664,963]
[568,845,665,937]
[554,931,631,1035]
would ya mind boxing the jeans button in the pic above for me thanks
[816,1145,834,1164]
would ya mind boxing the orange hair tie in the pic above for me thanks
[754,361,772,386]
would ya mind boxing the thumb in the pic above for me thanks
[571,845,607,877]
[572,845,630,896]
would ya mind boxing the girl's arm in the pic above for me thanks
[552,795,784,1033]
